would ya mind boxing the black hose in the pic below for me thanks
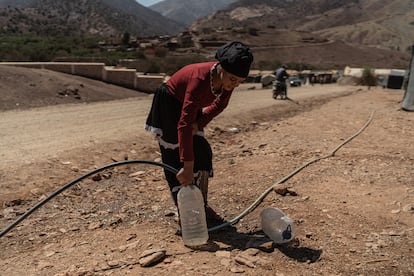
[0,160,178,238]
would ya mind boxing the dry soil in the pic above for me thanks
[0,67,413,275]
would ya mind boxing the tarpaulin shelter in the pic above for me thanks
[388,69,405,89]
[402,45,414,111]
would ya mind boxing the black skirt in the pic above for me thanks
[145,84,213,175]
[145,84,182,149]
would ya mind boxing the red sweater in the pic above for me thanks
[166,61,233,162]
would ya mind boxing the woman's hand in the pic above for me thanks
[176,161,194,186]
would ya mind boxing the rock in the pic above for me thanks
[107,260,120,267]
[257,241,274,252]
[44,251,56,257]
[274,186,298,196]
[390,209,401,214]
[230,266,245,273]
[234,255,256,268]
[154,157,162,162]
[215,250,231,258]
[129,170,146,177]
[88,222,102,230]
[245,237,273,252]
[139,249,166,267]
[102,172,112,179]
[402,204,414,213]
[91,174,102,181]
[242,248,260,256]
[111,154,129,162]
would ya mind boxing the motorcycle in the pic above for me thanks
[272,80,287,100]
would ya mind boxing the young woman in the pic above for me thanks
[145,41,253,226]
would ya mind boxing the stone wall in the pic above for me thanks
[0,62,165,93]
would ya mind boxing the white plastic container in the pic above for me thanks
[177,185,209,247]
[260,207,295,244]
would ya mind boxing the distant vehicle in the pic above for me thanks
[288,76,302,87]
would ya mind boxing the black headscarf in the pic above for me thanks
[215,41,253,78]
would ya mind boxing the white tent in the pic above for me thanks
[261,74,276,87]
[402,45,414,111]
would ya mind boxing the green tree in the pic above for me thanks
[122,32,130,46]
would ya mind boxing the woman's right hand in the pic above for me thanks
[176,161,194,186]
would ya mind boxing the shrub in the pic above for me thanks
[359,67,377,86]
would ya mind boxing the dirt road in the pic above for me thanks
[0,84,351,170]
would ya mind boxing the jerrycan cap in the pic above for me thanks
[282,224,293,240]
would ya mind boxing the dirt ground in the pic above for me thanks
[0,67,413,275]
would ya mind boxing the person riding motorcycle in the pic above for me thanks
[272,65,289,100]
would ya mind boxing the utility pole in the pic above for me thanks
[402,44,414,111]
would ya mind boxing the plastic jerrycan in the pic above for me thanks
[177,185,209,247]
[260,207,295,244]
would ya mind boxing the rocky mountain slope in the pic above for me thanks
[184,0,412,69]
[0,0,184,37]
[192,0,414,53]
